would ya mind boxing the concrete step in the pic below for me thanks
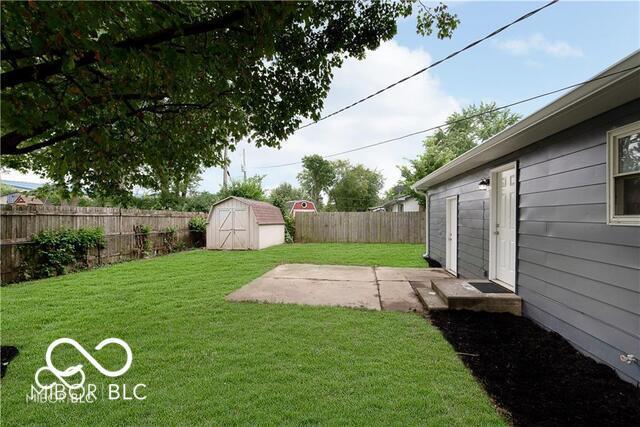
[408,280,448,312]
[415,288,448,311]
[432,278,522,316]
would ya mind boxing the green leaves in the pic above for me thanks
[188,216,207,233]
[217,175,267,201]
[329,162,384,212]
[298,155,336,208]
[1,1,458,201]
[416,2,459,39]
[22,227,105,279]
[61,55,75,72]
[269,182,307,204]
[297,155,384,212]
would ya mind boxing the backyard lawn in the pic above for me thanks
[1,244,504,425]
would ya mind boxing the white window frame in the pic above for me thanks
[606,121,640,226]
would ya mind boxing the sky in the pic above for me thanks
[3,1,640,195]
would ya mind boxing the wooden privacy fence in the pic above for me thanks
[0,205,205,284]
[295,211,426,244]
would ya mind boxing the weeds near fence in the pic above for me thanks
[162,226,178,253]
[134,224,153,257]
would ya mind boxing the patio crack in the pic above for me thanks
[373,266,383,310]
[265,276,373,283]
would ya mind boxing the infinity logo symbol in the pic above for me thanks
[34,338,133,390]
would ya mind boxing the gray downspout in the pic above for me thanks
[415,189,429,258]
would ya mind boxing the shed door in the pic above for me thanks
[217,201,250,249]
[232,204,249,249]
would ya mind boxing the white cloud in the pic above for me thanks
[199,40,460,195]
[497,33,583,58]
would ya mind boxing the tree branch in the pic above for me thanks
[1,92,228,155]
[1,9,247,88]
[1,93,165,151]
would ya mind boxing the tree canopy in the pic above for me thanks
[297,154,336,207]
[269,182,307,203]
[1,1,458,202]
[398,102,521,203]
[328,161,384,212]
[216,175,266,201]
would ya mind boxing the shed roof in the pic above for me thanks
[212,196,285,225]
[286,199,315,209]
[413,50,640,190]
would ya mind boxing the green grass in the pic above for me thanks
[1,244,503,426]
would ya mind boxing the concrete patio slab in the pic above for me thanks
[263,263,376,282]
[227,264,452,313]
[226,277,380,310]
[378,281,423,313]
[375,267,451,282]
[373,267,407,281]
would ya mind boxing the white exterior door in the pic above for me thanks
[445,196,458,274]
[494,167,516,289]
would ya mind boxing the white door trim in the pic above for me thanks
[445,196,458,275]
[489,161,517,291]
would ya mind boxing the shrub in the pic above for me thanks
[22,227,105,279]
[284,214,295,244]
[188,216,207,232]
[188,216,207,247]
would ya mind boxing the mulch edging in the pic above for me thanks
[429,310,640,426]
[1,346,19,379]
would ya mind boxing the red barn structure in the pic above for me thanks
[285,200,317,217]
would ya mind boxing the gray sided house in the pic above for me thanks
[413,51,640,384]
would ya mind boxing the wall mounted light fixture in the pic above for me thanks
[478,178,490,191]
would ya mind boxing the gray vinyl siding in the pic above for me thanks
[427,99,640,384]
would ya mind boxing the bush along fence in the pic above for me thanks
[295,211,426,244]
[0,205,206,284]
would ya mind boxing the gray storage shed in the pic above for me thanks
[413,51,640,384]
[206,197,285,250]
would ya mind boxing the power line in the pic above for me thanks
[295,0,559,131]
[255,65,640,169]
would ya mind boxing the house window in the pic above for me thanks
[607,121,640,225]
[398,203,404,213]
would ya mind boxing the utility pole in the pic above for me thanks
[241,149,247,182]
[222,144,229,188]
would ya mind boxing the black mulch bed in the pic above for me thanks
[429,310,640,426]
